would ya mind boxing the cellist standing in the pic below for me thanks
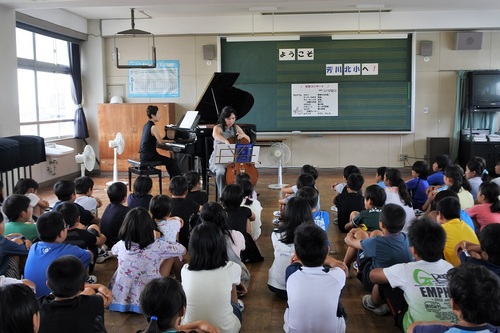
[209,106,251,195]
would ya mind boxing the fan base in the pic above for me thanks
[268,183,288,190]
[106,180,129,186]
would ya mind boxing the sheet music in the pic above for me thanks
[214,144,260,164]
[178,111,199,129]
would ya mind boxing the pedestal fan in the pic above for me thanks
[75,145,96,177]
[268,142,291,189]
[106,132,127,185]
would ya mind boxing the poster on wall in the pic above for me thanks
[291,83,338,117]
[128,60,180,98]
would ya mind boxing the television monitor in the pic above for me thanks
[468,70,500,110]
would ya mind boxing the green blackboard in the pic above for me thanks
[221,36,413,132]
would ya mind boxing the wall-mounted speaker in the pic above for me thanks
[455,32,483,50]
[419,40,433,56]
[203,44,216,60]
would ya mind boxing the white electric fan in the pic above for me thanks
[106,132,126,185]
[75,145,96,177]
[268,142,291,189]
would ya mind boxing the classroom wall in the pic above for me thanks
[0,6,21,137]
[3,5,500,181]
[97,31,500,168]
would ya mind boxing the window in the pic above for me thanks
[16,27,76,139]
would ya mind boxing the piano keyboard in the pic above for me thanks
[158,142,186,152]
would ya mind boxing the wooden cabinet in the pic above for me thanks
[98,103,175,172]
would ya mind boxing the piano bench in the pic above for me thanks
[127,159,163,194]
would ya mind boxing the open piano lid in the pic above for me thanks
[195,72,254,124]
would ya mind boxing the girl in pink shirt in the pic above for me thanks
[466,182,500,232]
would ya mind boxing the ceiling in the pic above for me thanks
[2,0,500,21]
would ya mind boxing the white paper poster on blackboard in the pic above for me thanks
[291,83,338,117]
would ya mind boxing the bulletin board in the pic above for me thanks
[220,36,413,132]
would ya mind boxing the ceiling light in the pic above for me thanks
[226,35,301,42]
[114,8,156,69]
[332,33,407,40]
[249,7,278,12]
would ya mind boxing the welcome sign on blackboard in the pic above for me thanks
[221,36,413,133]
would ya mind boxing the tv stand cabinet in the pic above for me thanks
[458,140,500,173]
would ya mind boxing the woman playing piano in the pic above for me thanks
[139,105,182,179]
[210,106,251,194]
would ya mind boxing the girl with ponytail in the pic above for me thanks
[466,181,500,232]
[139,277,219,333]
[384,168,416,232]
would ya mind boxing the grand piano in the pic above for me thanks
[163,72,256,188]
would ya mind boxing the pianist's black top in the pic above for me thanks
[139,120,159,160]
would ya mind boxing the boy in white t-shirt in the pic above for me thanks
[284,223,347,333]
[409,264,500,333]
[369,217,455,332]
[74,176,102,217]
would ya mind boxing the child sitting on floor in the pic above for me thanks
[138,277,219,333]
[0,211,31,279]
[284,223,348,333]
[38,255,112,333]
[0,283,40,333]
[465,156,490,202]
[74,176,102,217]
[109,207,186,313]
[268,197,313,300]
[13,178,49,220]
[185,170,208,206]
[2,194,37,241]
[436,197,478,267]
[344,184,386,232]
[239,179,262,240]
[375,166,387,189]
[24,211,92,297]
[100,182,130,249]
[127,175,153,209]
[296,186,330,233]
[409,264,500,332]
[456,223,500,278]
[427,154,451,186]
[221,184,263,263]
[405,161,430,210]
[181,223,243,333]
[343,203,414,315]
[465,181,500,232]
[169,175,201,250]
[53,180,98,227]
[150,194,183,243]
[369,217,455,331]
[334,173,365,233]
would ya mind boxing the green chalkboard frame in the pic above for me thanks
[221,35,414,133]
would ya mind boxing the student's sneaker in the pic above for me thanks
[272,218,281,225]
[333,218,339,225]
[362,294,389,316]
[331,205,338,212]
[96,250,114,264]
[237,299,245,312]
[352,261,359,271]
[86,275,97,284]
[273,210,281,218]
[414,209,424,217]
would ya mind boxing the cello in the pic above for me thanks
[225,134,259,186]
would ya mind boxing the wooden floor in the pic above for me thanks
[37,167,409,333]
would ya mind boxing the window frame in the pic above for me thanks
[16,26,76,139]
